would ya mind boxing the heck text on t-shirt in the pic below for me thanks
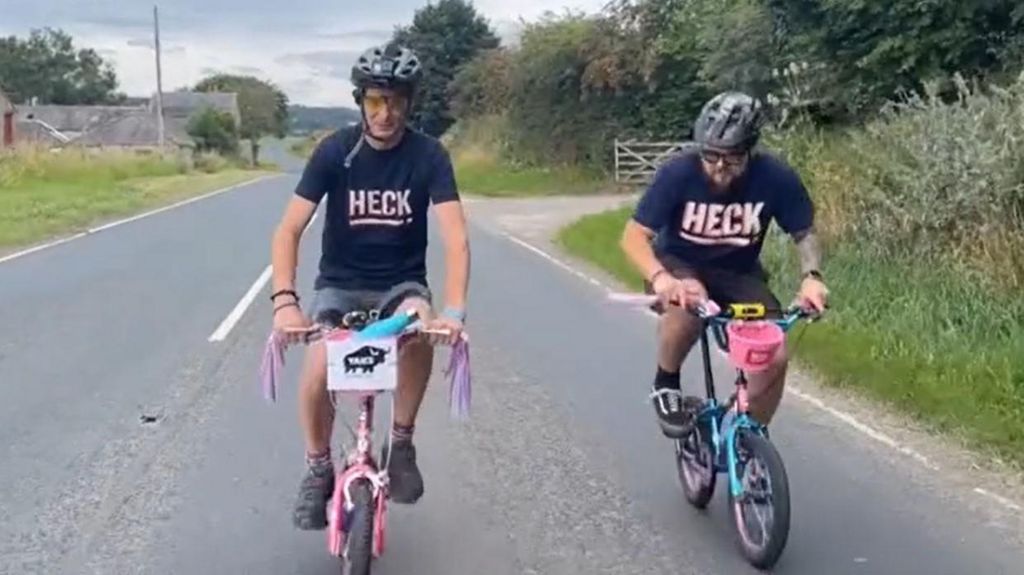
[348,189,414,226]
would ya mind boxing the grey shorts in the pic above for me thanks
[308,281,432,327]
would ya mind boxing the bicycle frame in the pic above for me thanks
[321,319,421,559]
[691,303,810,497]
[327,387,392,558]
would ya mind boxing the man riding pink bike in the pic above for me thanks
[268,42,470,531]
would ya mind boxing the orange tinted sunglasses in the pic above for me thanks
[363,92,408,114]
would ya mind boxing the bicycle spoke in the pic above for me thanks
[736,452,776,549]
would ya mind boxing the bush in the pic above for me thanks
[770,71,1024,291]
[194,151,231,173]
[186,107,240,157]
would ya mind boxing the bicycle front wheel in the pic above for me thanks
[342,479,376,575]
[728,430,791,570]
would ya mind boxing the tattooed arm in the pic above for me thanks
[792,227,823,276]
[792,227,828,312]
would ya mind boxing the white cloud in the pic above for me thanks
[1,0,609,106]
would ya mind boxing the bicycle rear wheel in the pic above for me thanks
[342,479,376,575]
[728,430,790,570]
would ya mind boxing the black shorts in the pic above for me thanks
[645,252,781,314]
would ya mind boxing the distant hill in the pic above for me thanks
[288,105,360,134]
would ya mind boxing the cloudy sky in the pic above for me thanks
[2,0,609,107]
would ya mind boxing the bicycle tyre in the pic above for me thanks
[728,431,790,570]
[342,479,375,575]
[675,424,716,508]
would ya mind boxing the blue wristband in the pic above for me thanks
[442,307,466,322]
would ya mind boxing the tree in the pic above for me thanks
[693,0,776,98]
[449,48,513,119]
[194,74,289,165]
[186,107,240,156]
[391,0,500,136]
[763,0,1024,118]
[0,28,124,105]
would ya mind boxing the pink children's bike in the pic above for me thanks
[260,307,471,575]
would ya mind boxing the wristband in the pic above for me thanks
[270,289,298,302]
[441,307,466,322]
[273,301,300,315]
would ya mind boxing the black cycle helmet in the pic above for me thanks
[351,43,422,96]
[693,91,765,152]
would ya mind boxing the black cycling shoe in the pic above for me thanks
[650,386,702,439]
[292,462,335,530]
[383,440,424,504]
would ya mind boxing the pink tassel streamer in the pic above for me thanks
[259,330,286,402]
[445,336,472,419]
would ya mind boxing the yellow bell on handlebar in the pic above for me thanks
[729,303,766,320]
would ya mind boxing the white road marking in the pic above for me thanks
[208,212,317,342]
[973,488,1023,512]
[786,386,938,470]
[208,265,273,342]
[0,232,88,264]
[501,232,952,473]
[0,174,281,266]
[503,233,606,288]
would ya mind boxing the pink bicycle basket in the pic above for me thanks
[725,320,785,373]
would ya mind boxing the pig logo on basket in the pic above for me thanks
[343,345,391,374]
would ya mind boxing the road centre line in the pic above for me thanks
[207,211,317,342]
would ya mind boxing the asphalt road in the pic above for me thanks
[1,148,1022,574]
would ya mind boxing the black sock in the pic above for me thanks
[655,366,681,391]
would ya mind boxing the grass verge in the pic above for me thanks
[287,131,331,160]
[1,147,272,250]
[445,114,616,197]
[557,206,1024,469]
[289,137,316,159]
[454,152,609,197]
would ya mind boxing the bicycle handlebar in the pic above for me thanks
[280,307,464,345]
[606,292,824,333]
[282,323,458,344]
[693,301,821,332]
[259,307,473,418]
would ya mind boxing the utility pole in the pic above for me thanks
[153,5,165,148]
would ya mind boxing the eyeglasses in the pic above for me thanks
[700,149,747,167]
[363,92,408,115]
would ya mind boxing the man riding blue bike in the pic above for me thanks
[268,43,470,530]
[620,91,828,438]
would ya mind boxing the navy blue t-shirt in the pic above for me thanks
[633,151,813,272]
[294,126,460,291]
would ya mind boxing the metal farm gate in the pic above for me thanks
[613,139,695,185]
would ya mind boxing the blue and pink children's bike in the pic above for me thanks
[610,292,820,571]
